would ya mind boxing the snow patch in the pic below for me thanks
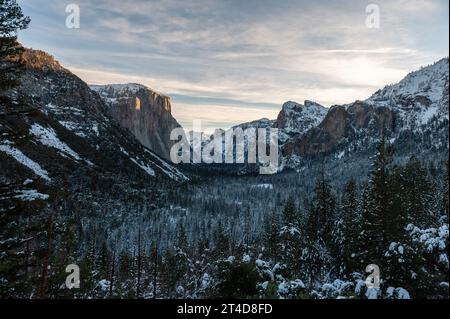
[130,158,156,177]
[30,124,81,161]
[14,189,49,201]
[0,142,51,182]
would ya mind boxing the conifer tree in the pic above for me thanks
[301,167,336,284]
[442,161,449,217]
[282,197,298,226]
[278,199,302,278]
[339,180,361,274]
[264,210,280,260]
[213,222,230,258]
[0,0,30,99]
[396,156,434,227]
[308,166,336,247]
[360,138,406,270]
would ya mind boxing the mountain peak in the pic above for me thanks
[367,57,449,106]
[276,100,328,136]
[304,100,326,109]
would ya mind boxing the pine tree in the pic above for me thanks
[278,200,302,278]
[360,138,406,270]
[442,161,449,217]
[282,197,298,226]
[308,166,336,247]
[0,0,30,99]
[339,180,361,275]
[301,167,336,284]
[136,228,143,298]
[176,223,188,252]
[396,156,435,227]
[264,210,280,260]
[108,240,117,298]
[213,222,230,259]
[213,259,260,299]
[0,184,48,298]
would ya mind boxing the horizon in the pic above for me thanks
[17,0,450,131]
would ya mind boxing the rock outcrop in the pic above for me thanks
[91,84,182,160]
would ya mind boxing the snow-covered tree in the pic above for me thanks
[338,180,362,275]
[396,156,435,227]
[278,200,302,278]
[360,138,406,268]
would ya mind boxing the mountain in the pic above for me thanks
[91,83,182,160]
[281,58,449,168]
[1,49,188,204]
[231,100,327,143]
[275,100,328,143]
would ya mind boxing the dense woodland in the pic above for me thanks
[1,138,449,299]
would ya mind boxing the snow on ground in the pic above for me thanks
[144,149,189,181]
[418,106,439,125]
[46,103,83,115]
[30,124,82,161]
[130,158,156,177]
[58,121,87,138]
[251,184,274,190]
[13,189,49,201]
[336,151,345,160]
[0,141,51,182]
[92,123,99,137]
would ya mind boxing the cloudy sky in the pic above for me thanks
[18,0,449,130]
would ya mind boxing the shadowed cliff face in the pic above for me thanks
[91,84,182,160]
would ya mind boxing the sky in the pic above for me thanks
[17,0,449,131]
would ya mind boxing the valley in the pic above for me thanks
[1,47,448,299]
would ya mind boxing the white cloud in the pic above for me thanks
[18,0,449,128]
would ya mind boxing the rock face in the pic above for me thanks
[231,100,327,144]
[275,100,328,141]
[283,101,398,157]
[91,84,182,160]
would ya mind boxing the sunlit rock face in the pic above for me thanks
[91,84,182,160]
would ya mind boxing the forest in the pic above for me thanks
[2,138,448,299]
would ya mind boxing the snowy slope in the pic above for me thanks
[367,58,449,129]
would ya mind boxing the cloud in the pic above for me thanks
[18,0,449,128]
